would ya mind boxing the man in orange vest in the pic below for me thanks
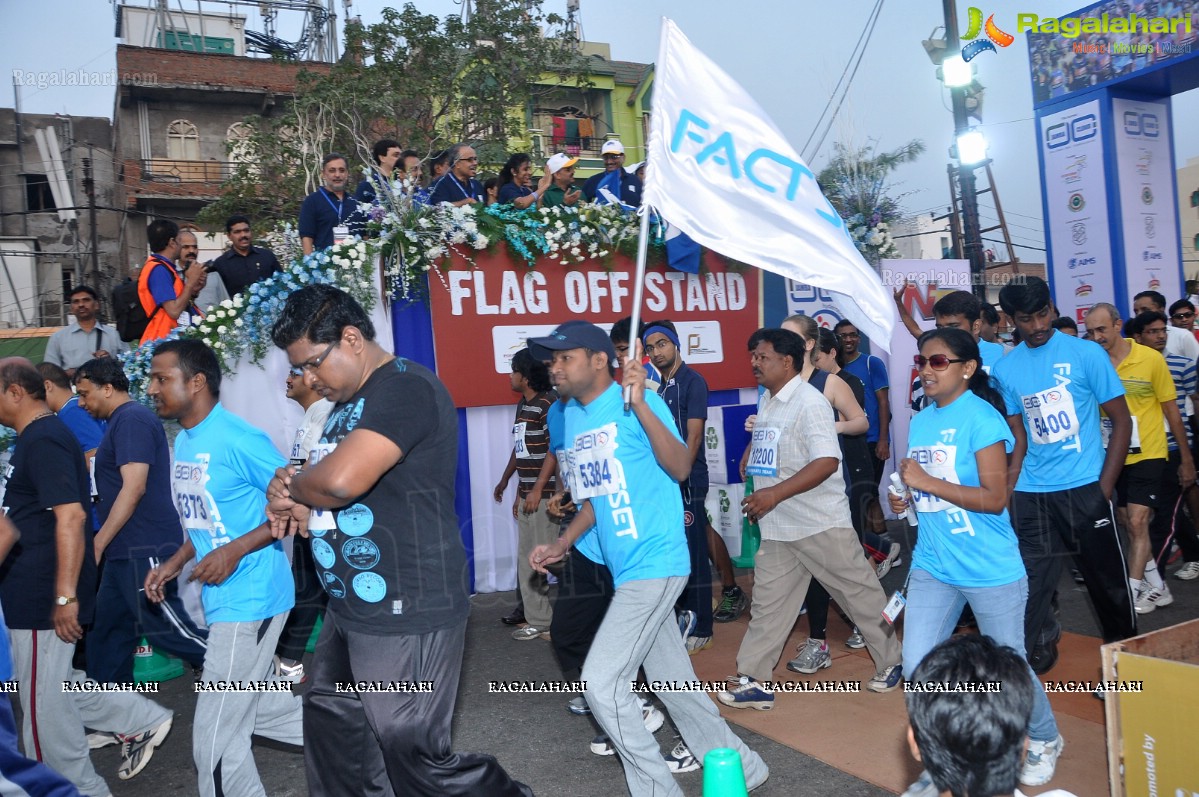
[137,219,206,346]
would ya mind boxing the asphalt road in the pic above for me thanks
[75,520,1198,797]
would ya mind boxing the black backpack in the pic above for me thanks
[112,277,161,343]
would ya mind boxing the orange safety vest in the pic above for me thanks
[136,254,197,346]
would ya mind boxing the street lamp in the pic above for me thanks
[955,129,988,166]
[925,4,988,299]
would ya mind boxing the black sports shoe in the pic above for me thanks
[501,603,526,626]
[713,586,748,623]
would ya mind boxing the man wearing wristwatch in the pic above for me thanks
[0,358,173,794]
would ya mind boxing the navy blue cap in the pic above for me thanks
[528,320,617,363]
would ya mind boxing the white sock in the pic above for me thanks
[1144,563,1165,590]
[1129,577,1143,593]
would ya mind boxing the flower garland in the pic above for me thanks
[117,200,670,403]
[120,240,378,404]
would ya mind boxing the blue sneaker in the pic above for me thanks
[677,609,697,640]
[716,676,774,710]
[866,664,903,693]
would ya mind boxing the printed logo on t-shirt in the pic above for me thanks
[337,503,374,536]
[311,538,336,569]
[322,571,347,599]
[352,571,387,603]
[342,537,381,570]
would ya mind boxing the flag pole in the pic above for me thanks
[623,205,653,410]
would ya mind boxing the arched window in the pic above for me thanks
[167,119,199,160]
[226,122,252,164]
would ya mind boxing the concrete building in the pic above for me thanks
[525,41,653,182]
[0,110,118,327]
[112,2,331,272]
[892,213,952,261]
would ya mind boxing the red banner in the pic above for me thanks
[427,248,762,407]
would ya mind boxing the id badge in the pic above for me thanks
[512,422,528,457]
[306,443,338,533]
[332,225,350,244]
[881,590,906,625]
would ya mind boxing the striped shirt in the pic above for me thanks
[514,391,556,499]
[1164,351,1196,450]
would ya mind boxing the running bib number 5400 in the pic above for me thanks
[1022,387,1078,445]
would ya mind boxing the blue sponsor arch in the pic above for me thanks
[1031,0,1199,323]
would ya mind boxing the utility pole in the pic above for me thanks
[942,0,986,300]
[83,146,101,292]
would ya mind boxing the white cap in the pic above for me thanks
[600,140,625,156]
[624,160,643,175]
[546,153,579,175]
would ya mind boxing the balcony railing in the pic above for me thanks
[141,159,234,183]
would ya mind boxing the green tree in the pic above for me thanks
[199,0,588,232]
[816,139,925,264]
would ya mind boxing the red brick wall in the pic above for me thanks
[117,45,331,93]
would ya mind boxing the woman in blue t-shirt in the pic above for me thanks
[891,328,1064,792]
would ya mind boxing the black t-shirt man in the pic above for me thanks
[209,245,282,297]
[0,415,97,629]
[313,357,469,635]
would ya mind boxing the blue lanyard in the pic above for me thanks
[319,187,344,221]
[448,174,475,200]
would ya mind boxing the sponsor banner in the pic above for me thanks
[1040,100,1116,326]
[1112,97,1182,306]
[427,248,761,407]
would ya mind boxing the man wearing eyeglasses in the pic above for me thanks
[1133,290,1199,370]
[582,140,642,206]
[265,285,532,796]
[427,143,484,207]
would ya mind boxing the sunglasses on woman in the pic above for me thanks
[914,354,968,370]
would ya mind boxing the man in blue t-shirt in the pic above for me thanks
[142,340,301,797]
[993,277,1137,670]
[74,356,207,688]
[642,320,713,654]
[299,153,362,256]
[529,321,768,795]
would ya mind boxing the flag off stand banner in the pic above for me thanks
[426,248,762,407]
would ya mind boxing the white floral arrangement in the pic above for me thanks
[120,240,379,403]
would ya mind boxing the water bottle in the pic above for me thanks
[889,473,919,527]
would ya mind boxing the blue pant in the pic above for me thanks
[86,556,208,683]
[676,498,713,637]
[0,697,81,796]
[901,569,1059,743]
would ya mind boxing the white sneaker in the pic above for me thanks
[1134,581,1173,614]
[1019,734,1065,786]
[1175,561,1199,581]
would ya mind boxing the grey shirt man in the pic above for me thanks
[44,322,127,371]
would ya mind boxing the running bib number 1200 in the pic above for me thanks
[1022,387,1079,445]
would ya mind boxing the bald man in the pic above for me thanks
[1085,303,1191,614]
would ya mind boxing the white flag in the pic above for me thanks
[643,18,896,348]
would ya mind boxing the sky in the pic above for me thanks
[5,0,1199,265]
